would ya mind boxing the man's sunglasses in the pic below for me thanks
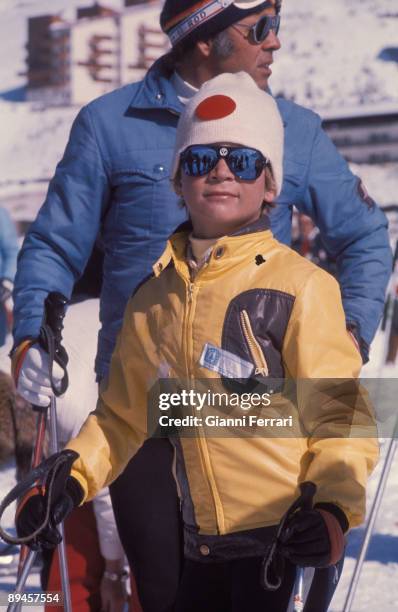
[232,14,280,44]
[180,145,270,181]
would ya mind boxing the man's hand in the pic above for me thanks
[15,450,83,550]
[279,507,346,567]
[14,343,65,407]
[100,559,130,612]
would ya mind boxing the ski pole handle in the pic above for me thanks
[40,291,69,361]
[39,291,69,396]
[298,481,317,510]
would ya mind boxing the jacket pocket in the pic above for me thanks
[110,157,171,205]
[222,289,295,381]
[106,152,185,256]
[112,164,169,185]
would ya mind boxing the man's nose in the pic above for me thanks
[209,159,234,180]
[261,29,281,51]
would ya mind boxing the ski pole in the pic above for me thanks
[291,483,317,612]
[343,244,398,611]
[48,393,71,611]
[292,566,305,612]
[12,405,48,612]
[1,452,76,612]
[16,407,47,574]
[262,482,317,612]
[342,437,397,612]
[8,550,36,612]
[12,292,71,612]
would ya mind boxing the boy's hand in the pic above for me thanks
[279,507,346,567]
[15,450,83,550]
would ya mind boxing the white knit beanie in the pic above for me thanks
[171,72,284,196]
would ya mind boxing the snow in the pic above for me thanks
[0,0,397,110]
[271,0,398,111]
[350,163,398,209]
[0,101,77,185]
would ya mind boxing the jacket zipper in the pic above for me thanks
[171,446,183,512]
[183,278,225,534]
[185,281,195,379]
[240,309,269,377]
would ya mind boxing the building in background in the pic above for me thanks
[322,105,398,164]
[26,14,71,105]
[25,1,168,106]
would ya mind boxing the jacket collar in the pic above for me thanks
[152,215,272,278]
[128,55,184,115]
[127,56,290,128]
[231,215,270,236]
[173,214,270,238]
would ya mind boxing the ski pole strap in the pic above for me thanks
[0,451,76,546]
[39,292,69,396]
[262,539,283,590]
[11,339,35,386]
[261,482,317,591]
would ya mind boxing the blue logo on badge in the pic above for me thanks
[205,346,219,366]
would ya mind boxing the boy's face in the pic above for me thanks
[178,142,275,239]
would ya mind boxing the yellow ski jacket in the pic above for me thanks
[67,217,378,560]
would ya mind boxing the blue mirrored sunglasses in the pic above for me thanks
[233,14,280,43]
[180,145,270,181]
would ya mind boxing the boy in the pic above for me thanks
[16,73,378,611]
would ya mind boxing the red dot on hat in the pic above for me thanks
[196,95,236,121]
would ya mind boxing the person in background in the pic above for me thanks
[292,212,337,276]
[11,1,391,609]
[0,207,19,348]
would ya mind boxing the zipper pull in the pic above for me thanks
[255,367,268,377]
[187,283,194,303]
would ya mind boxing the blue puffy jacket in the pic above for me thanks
[0,208,19,282]
[13,58,392,377]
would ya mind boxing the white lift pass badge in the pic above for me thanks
[199,343,254,379]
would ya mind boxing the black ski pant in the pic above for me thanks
[110,438,344,612]
[174,557,297,612]
[109,438,183,612]
[305,557,345,611]
[174,557,345,612]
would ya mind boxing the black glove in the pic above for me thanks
[261,483,348,591]
[279,504,347,568]
[16,450,83,550]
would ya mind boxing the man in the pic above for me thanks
[12,1,391,610]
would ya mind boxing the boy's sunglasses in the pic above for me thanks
[232,14,280,44]
[180,145,270,181]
